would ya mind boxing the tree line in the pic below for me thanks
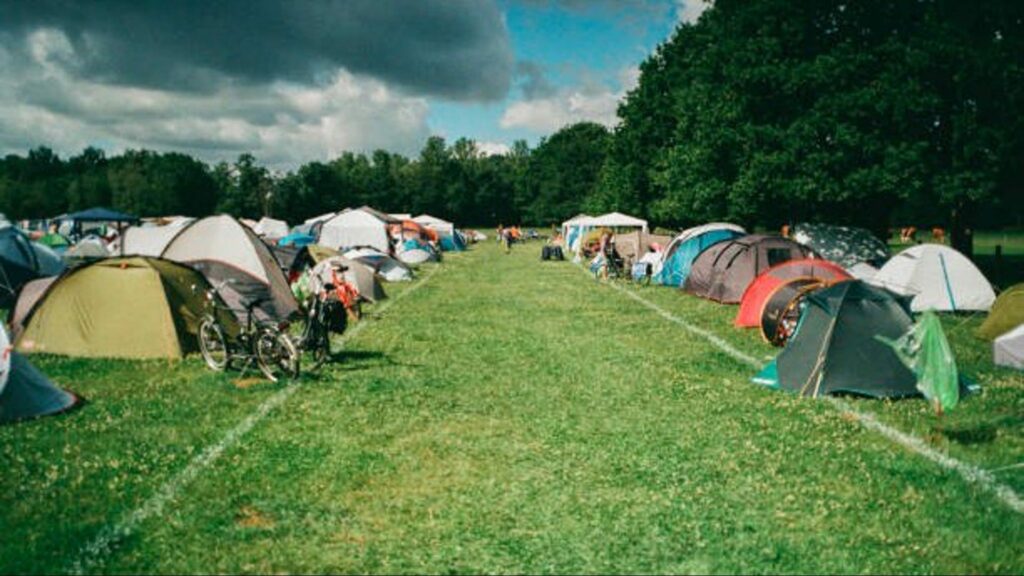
[2,0,1021,253]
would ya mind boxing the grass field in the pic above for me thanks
[1,241,1022,574]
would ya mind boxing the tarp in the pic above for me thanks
[278,232,316,247]
[871,244,995,312]
[880,312,961,412]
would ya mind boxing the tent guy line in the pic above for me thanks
[596,270,1024,515]
[65,264,443,575]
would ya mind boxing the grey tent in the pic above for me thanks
[1,327,79,423]
[0,226,65,307]
[791,223,889,268]
[683,235,817,303]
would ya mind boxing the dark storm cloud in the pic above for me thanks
[1,0,514,101]
[515,61,556,99]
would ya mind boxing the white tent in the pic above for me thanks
[319,208,397,252]
[119,220,193,256]
[846,262,879,281]
[871,244,995,312]
[254,217,289,239]
[162,215,298,321]
[588,212,649,234]
[413,214,455,236]
[994,324,1024,370]
[389,213,413,220]
[343,247,413,282]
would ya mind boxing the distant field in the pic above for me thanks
[1,241,1021,573]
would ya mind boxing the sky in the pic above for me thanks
[0,0,707,169]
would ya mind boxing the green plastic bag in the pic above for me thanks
[880,312,960,413]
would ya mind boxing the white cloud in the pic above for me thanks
[499,66,637,133]
[0,30,433,169]
[477,141,512,156]
[675,0,710,24]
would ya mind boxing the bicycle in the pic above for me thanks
[295,263,362,371]
[195,281,299,382]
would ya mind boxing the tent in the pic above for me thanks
[253,217,290,239]
[791,223,889,268]
[318,207,398,252]
[413,214,455,236]
[656,223,746,286]
[37,233,71,252]
[343,247,413,282]
[64,236,110,263]
[735,258,851,327]
[758,277,827,346]
[0,227,65,307]
[397,238,438,264]
[439,231,467,252]
[161,215,299,322]
[977,284,1024,340]
[846,262,879,280]
[1,326,80,424]
[309,256,387,303]
[994,324,1024,370]
[613,231,674,266]
[57,207,139,241]
[684,235,817,303]
[119,220,194,257]
[278,232,316,247]
[561,214,593,253]
[15,257,236,359]
[871,244,996,312]
[753,281,920,398]
[588,212,648,234]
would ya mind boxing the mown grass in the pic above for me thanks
[1,241,1022,574]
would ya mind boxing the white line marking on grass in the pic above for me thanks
[67,265,441,575]
[598,277,1024,515]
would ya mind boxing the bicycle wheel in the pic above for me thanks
[198,318,229,371]
[255,328,300,382]
[307,322,330,371]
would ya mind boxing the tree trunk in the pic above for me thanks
[949,204,974,258]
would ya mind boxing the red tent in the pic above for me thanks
[735,258,851,327]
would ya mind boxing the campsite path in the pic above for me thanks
[2,241,1022,573]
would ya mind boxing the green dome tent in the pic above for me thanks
[977,283,1024,340]
[753,281,920,398]
[15,257,235,359]
[1,327,79,424]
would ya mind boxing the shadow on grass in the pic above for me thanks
[940,414,1024,445]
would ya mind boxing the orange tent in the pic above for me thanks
[735,259,851,327]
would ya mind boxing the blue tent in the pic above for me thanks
[0,227,65,307]
[439,231,466,252]
[657,224,745,287]
[278,232,316,247]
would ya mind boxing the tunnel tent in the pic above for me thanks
[977,284,1024,340]
[657,223,746,287]
[871,244,995,312]
[161,215,299,323]
[735,258,851,327]
[791,223,890,268]
[15,257,236,359]
[752,281,921,398]
[1,326,80,424]
[684,235,817,304]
